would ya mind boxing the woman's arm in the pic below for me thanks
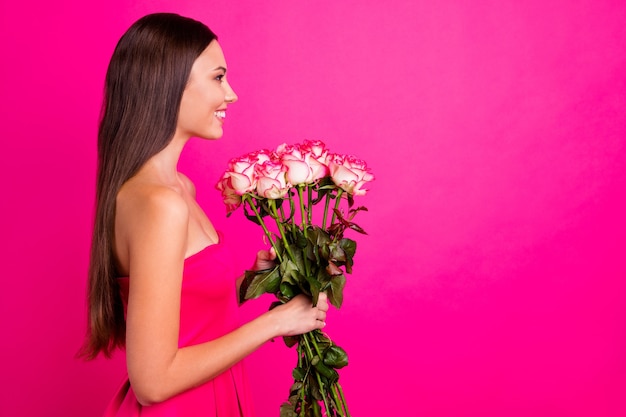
[117,186,327,406]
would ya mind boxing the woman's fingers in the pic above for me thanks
[273,293,332,335]
[252,248,277,271]
[316,292,329,311]
[317,308,327,323]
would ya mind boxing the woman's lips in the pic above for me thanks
[214,110,226,122]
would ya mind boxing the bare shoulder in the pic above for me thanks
[117,180,189,225]
[115,179,190,271]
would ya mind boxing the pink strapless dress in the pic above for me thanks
[103,233,256,417]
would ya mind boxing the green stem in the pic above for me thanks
[244,195,282,263]
[311,331,348,417]
[268,200,296,263]
[330,189,344,228]
[296,186,313,280]
[307,185,313,224]
[296,342,309,415]
[330,385,343,417]
[302,332,333,414]
[287,191,298,246]
[322,192,332,231]
[297,186,308,238]
[336,382,351,417]
[288,189,296,225]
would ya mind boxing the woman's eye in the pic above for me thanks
[216,74,225,82]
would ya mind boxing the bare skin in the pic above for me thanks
[113,40,329,406]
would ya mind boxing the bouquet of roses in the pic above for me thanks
[216,140,373,417]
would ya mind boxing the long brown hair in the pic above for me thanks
[80,13,217,359]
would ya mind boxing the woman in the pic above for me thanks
[81,13,329,416]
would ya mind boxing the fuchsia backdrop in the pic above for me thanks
[1,1,625,416]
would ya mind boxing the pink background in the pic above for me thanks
[1,1,625,416]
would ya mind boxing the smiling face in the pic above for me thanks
[176,40,238,140]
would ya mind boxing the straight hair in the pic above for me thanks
[80,13,217,359]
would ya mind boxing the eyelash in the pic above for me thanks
[215,74,225,82]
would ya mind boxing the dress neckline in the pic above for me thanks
[184,231,223,264]
[117,231,224,280]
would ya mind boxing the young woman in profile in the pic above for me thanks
[80,13,328,416]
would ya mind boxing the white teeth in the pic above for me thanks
[215,110,226,119]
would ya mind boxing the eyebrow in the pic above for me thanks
[213,66,227,73]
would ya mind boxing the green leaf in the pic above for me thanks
[313,335,331,352]
[323,345,349,369]
[313,360,339,383]
[279,282,297,300]
[315,266,332,287]
[327,274,346,308]
[349,222,368,235]
[295,231,308,249]
[283,335,300,348]
[319,241,331,261]
[238,270,255,304]
[305,274,322,305]
[261,198,285,219]
[347,193,354,208]
[306,226,331,263]
[326,260,343,276]
[280,402,297,417]
[242,266,280,301]
[238,269,276,303]
[274,235,285,252]
[280,258,300,284]
[329,242,347,263]
[292,368,306,382]
[308,375,323,401]
[242,196,273,224]
[339,238,356,258]
[312,225,332,247]
[348,205,369,220]
[242,204,264,225]
[340,238,357,274]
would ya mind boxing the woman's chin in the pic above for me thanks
[197,129,224,140]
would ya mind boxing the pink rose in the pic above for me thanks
[277,142,329,185]
[215,175,243,214]
[247,149,273,165]
[276,143,311,185]
[301,140,330,163]
[220,149,274,196]
[255,160,289,199]
[300,140,330,181]
[223,155,257,195]
[328,154,374,196]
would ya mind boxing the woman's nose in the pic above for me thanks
[224,81,238,103]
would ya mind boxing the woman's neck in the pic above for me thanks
[139,135,189,185]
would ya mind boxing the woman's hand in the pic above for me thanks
[236,247,278,302]
[248,247,330,337]
[269,293,329,337]
[251,247,277,271]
